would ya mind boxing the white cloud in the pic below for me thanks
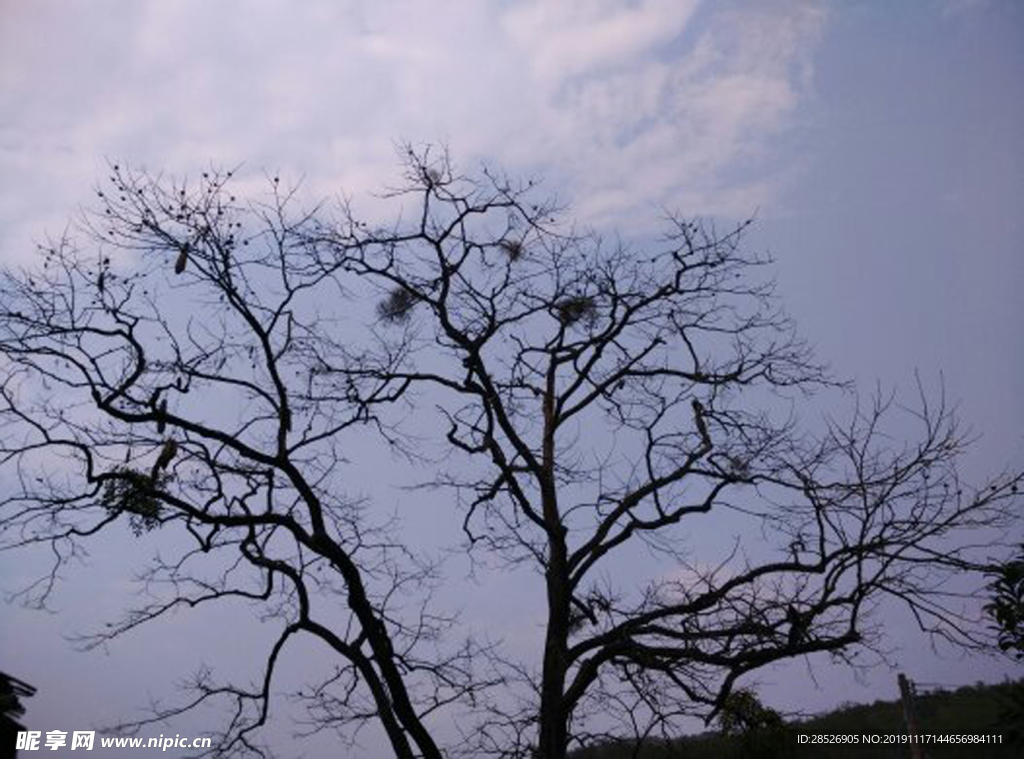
[0,0,827,266]
[503,0,699,81]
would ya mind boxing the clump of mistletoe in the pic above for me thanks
[100,467,170,536]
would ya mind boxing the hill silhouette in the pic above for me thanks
[570,679,1023,758]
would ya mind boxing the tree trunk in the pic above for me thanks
[537,361,569,759]
[537,546,570,758]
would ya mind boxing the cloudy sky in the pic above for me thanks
[1,0,1022,755]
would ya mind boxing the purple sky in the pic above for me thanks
[1,1,1022,756]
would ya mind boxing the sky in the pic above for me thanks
[1,0,1022,756]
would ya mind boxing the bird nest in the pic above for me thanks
[499,238,525,261]
[100,467,168,536]
[376,287,417,324]
[556,295,598,328]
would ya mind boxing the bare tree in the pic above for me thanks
[0,148,1019,758]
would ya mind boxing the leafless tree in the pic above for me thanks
[0,147,1019,758]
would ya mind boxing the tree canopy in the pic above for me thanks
[1,147,1019,758]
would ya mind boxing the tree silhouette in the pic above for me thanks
[0,672,35,759]
[986,544,1024,660]
[0,148,1019,758]
[985,545,1024,745]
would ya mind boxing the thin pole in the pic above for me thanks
[898,673,925,759]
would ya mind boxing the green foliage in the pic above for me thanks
[717,689,789,758]
[984,547,1024,745]
[100,467,167,536]
[569,680,1024,759]
[985,546,1024,660]
[993,683,1024,747]
[718,689,782,735]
